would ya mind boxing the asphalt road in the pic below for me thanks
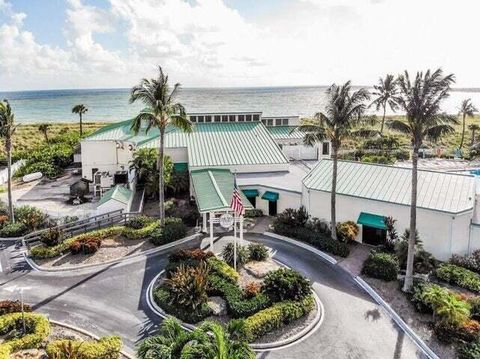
[0,235,427,358]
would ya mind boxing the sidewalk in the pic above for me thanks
[336,243,371,276]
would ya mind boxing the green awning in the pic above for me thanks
[242,189,259,197]
[262,191,279,201]
[174,162,188,172]
[357,212,386,230]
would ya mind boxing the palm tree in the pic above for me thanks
[371,74,398,135]
[71,104,88,136]
[0,100,17,222]
[298,81,370,240]
[469,123,480,146]
[130,66,192,226]
[459,99,478,149]
[387,69,456,292]
[38,123,50,142]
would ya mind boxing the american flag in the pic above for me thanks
[230,176,245,216]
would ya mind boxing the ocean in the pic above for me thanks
[1,86,480,124]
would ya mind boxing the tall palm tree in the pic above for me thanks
[130,66,192,226]
[371,74,398,135]
[298,81,370,240]
[71,104,88,136]
[38,123,50,142]
[469,123,480,146]
[387,69,456,292]
[0,100,17,222]
[459,99,478,149]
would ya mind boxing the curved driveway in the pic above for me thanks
[0,234,427,358]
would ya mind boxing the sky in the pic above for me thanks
[0,0,479,91]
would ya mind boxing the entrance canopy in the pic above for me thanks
[357,212,386,230]
[262,191,279,201]
[191,168,253,214]
[242,189,259,197]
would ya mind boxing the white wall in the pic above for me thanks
[81,141,134,181]
[241,185,301,215]
[165,147,188,163]
[302,186,472,261]
[282,145,318,160]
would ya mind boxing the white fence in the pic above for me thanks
[0,160,25,186]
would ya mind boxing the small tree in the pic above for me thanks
[0,100,17,222]
[38,123,50,142]
[469,124,480,146]
[459,99,478,149]
[371,74,398,135]
[71,104,88,136]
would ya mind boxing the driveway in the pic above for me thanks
[0,234,427,358]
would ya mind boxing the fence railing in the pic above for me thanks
[23,209,139,249]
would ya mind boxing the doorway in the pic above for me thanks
[247,196,256,208]
[362,226,386,246]
[268,201,277,216]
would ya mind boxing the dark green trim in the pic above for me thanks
[357,212,386,230]
[262,191,279,201]
[242,189,259,197]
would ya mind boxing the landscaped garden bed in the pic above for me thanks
[149,242,319,347]
[0,300,127,359]
[29,215,189,268]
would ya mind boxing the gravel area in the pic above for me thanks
[36,237,155,269]
[363,277,457,359]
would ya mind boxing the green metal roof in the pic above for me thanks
[261,191,279,201]
[97,185,133,206]
[190,169,253,213]
[357,212,386,230]
[267,126,304,140]
[303,160,476,214]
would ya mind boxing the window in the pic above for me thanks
[267,119,273,126]
[246,114,252,121]
[214,115,221,122]
[238,115,245,121]
[229,115,236,122]
[222,115,228,122]
[322,142,330,155]
[190,116,197,122]
[205,116,212,123]
[275,118,282,126]
[253,114,260,121]
[198,116,204,123]
[282,118,289,125]
[261,119,266,125]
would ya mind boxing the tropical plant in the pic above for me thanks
[38,123,50,142]
[71,104,87,136]
[130,66,192,226]
[247,243,269,261]
[459,99,478,149]
[370,74,398,135]
[384,216,398,252]
[387,69,456,292]
[298,82,370,240]
[263,268,312,302]
[469,124,480,147]
[221,243,249,269]
[0,100,17,222]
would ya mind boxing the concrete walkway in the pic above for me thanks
[337,243,372,276]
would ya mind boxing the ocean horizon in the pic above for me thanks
[1,86,480,124]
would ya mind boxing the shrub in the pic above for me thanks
[0,300,32,315]
[451,250,480,274]
[244,209,263,218]
[164,261,210,313]
[123,220,159,240]
[46,336,123,359]
[263,268,311,302]
[165,199,200,227]
[126,215,154,229]
[436,264,480,293]
[361,252,399,281]
[0,312,50,358]
[469,297,480,320]
[29,245,60,259]
[14,205,48,231]
[459,340,480,359]
[69,237,101,255]
[336,221,359,242]
[208,274,270,318]
[248,243,269,261]
[434,320,480,344]
[207,256,239,284]
[0,222,28,237]
[274,206,309,228]
[244,282,262,298]
[305,217,331,236]
[40,227,62,247]
[242,296,315,342]
[169,249,214,263]
[149,218,187,246]
[154,287,210,324]
[16,161,61,179]
[394,233,435,273]
[222,243,249,268]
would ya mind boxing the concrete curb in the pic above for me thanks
[263,231,337,265]
[262,232,439,359]
[354,277,440,359]
[145,257,324,351]
[49,319,135,359]
[24,233,201,272]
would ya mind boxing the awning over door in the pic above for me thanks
[261,191,279,201]
[357,212,387,230]
[242,189,259,197]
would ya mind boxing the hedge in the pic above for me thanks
[273,223,350,257]
[242,295,315,342]
[0,223,28,238]
[208,274,270,318]
[46,336,123,359]
[0,312,51,359]
[207,256,239,284]
[436,264,480,293]
[149,217,187,246]
[361,252,399,281]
